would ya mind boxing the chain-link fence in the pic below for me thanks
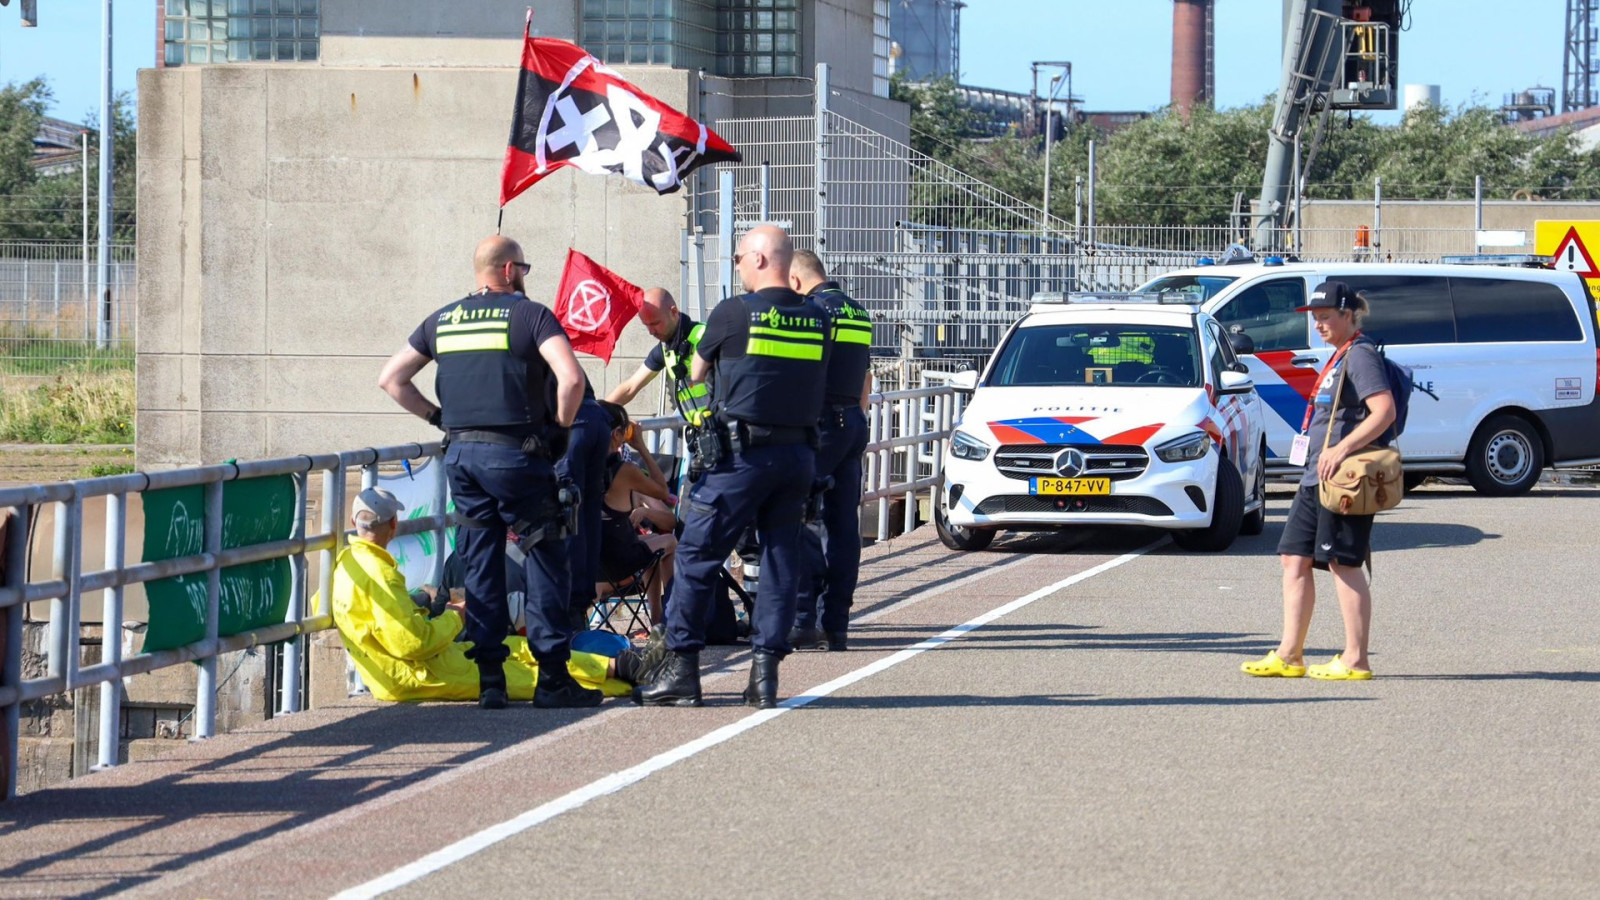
[0,242,136,377]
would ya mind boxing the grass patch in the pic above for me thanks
[0,368,134,444]
[81,458,136,478]
[0,326,134,376]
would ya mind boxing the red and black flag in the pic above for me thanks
[500,33,741,206]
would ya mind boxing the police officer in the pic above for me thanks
[787,250,871,652]
[379,235,602,711]
[606,288,710,425]
[632,225,830,709]
[557,380,612,631]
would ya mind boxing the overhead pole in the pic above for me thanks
[96,0,114,350]
[1254,0,1344,252]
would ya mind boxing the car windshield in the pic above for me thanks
[1137,274,1238,304]
[988,323,1202,388]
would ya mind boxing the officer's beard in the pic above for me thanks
[510,273,526,295]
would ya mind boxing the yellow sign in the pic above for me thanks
[1536,221,1600,309]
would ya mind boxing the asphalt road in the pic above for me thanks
[6,481,1600,898]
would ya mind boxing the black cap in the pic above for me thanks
[1298,280,1356,312]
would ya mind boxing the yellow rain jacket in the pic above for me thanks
[318,539,630,701]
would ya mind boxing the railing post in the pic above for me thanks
[49,497,83,693]
[877,394,891,543]
[95,493,125,769]
[280,472,308,715]
[814,62,830,258]
[194,480,224,740]
[3,505,29,801]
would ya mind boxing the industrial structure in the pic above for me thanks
[1565,0,1600,112]
[888,0,962,80]
[1170,0,1216,115]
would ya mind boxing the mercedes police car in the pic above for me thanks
[936,291,1268,553]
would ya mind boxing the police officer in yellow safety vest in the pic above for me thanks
[379,235,602,712]
[787,249,872,653]
[632,224,831,710]
[606,288,710,425]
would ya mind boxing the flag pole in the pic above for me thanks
[497,10,532,233]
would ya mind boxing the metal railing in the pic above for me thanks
[1,443,450,801]
[2,385,960,800]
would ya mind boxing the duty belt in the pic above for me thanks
[450,429,531,447]
[726,420,814,449]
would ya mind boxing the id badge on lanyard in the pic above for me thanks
[1291,336,1359,467]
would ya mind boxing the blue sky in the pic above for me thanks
[961,0,1568,123]
[0,0,1573,125]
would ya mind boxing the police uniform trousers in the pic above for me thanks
[665,440,816,656]
[556,399,612,623]
[796,406,869,633]
[445,440,572,667]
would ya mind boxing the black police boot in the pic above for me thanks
[632,651,702,707]
[742,649,779,710]
[478,663,508,711]
[532,663,603,709]
[788,625,825,651]
[824,630,848,652]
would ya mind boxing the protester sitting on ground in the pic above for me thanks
[318,487,666,702]
[595,401,677,623]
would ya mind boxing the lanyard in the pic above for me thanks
[1300,332,1361,434]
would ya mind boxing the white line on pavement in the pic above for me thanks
[332,541,1160,900]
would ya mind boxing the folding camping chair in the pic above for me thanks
[589,549,666,638]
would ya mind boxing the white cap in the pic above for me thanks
[352,487,405,522]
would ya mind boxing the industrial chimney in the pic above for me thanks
[1171,0,1215,115]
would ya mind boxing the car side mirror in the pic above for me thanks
[1218,369,1255,395]
[1227,327,1256,355]
[947,370,979,393]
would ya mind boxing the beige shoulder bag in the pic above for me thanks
[1317,352,1402,516]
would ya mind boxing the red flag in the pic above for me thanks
[500,34,741,206]
[553,249,642,363]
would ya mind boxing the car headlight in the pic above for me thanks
[1154,431,1210,463]
[950,430,991,461]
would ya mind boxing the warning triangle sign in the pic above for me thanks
[1552,227,1600,278]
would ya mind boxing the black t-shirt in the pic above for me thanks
[1301,339,1393,486]
[643,313,699,373]
[408,291,566,362]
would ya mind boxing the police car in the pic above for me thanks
[936,292,1268,553]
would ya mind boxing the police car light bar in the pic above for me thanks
[1439,254,1553,268]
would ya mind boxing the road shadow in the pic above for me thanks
[0,697,620,900]
[1158,520,1497,559]
[809,694,1372,710]
[1383,671,1600,682]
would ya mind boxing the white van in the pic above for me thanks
[1137,259,1600,495]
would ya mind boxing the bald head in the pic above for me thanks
[734,224,794,292]
[639,288,680,342]
[473,235,529,294]
[790,249,828,294]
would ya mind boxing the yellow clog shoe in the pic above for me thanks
[1240,651,1306,678]
[1307,656,1373,680]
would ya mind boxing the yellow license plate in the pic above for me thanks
[1030,477,1111,496]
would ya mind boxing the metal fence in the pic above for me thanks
[684,68,1516,366]
[0,384,957,800]
[0,242,136,376]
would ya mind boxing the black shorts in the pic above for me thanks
[1276,484,1374,570]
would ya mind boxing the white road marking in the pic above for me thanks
[331,541,1159,900]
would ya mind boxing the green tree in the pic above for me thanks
[0,79,136,243]
[1090,102,1272,227]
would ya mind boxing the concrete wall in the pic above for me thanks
[1297,200,1600,259]
[137,63,695,468]
[136,0,899,469]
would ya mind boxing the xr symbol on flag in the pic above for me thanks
[566,280,613,333]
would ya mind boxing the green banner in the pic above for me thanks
[140,475,296,653]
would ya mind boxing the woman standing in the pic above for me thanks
[1243,280,1396,681]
